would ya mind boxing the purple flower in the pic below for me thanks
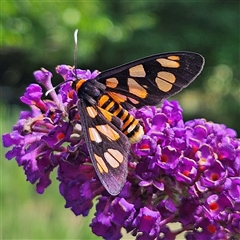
[132,207,161,238]
[2,65,240,239]
[111,198,136,226]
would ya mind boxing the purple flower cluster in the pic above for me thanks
[2,66,240,240]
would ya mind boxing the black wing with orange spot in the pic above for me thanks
[77,99,130,196]
[96,52,204,109]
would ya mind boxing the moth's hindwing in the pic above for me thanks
[96,52,205,109]
[77,99,130,196]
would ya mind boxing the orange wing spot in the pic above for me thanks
[129,64,146,77]
[127,78,148,98]
[95,154,108,173]
[106,77,118,88]
[89,127,102,143]
[98,95,110,107]
[98,107,113,122]
[108,92,127,103]
[97,163,103,174]
[96,124,120,141]
[107,149,124,163]
[155,78,172,92]
[167,55,180,61]
[75,79,86,91]
[157,71,176,83]
[104,151,120,168]
[155,72,176,92]
[156,58,180,68]
[128,97,139,105]
[86,106,98,118]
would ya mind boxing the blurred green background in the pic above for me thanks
[1,1,239,239]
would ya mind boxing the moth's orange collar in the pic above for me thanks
[75,79,86,91]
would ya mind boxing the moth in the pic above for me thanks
[71,52,204,195]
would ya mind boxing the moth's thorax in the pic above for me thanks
[75,79,103,100]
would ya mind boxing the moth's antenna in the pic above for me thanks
[45,79,74,96]
[74,29,78,76]
[45,30,79,97]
